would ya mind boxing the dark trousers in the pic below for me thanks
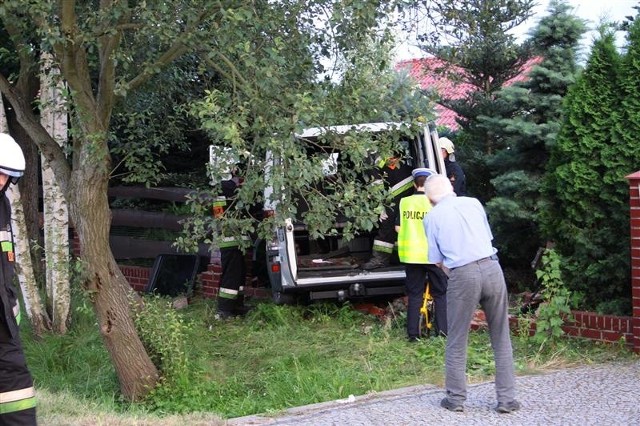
[0,318,37,425]
[217,247,246,313]
[405,263,448,338]
[372,207,397,254]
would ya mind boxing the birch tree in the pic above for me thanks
[40,52,71,334]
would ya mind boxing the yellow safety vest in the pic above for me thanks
[397,193,432,264]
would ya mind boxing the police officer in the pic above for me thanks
[396,168,448,341]
[0,133,37,425]
[439,137,466,196]
[362,156,414,270]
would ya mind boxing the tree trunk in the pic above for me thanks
[6,184,52,335]
[40,53,71,333]
[71,176,158,401]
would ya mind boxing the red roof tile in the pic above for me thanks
[397,57,542,130]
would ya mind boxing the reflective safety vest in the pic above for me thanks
[397,193,432,264]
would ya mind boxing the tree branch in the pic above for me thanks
[123,9,213,94]
[0,73,72,191]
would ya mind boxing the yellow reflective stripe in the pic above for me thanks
[0,387,35,404]
[372,240,394,253]
[0,241,12,252]
[213,196,227,207]
[219,236,250,248]
[390,176,414,197]
[219,287,239,299]
[0,397,36,415]
[0,387,35,416]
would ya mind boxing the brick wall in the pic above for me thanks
[626,171,640,352]
[562,311,633,344]
[120,266,149,293]
[119,251,271,301]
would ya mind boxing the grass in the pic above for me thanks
[21,295,637,424]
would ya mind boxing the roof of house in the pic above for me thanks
[397,56,542,130]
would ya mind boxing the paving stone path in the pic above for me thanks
[228,360,640,426]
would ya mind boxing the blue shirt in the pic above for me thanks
[423,194,497,269]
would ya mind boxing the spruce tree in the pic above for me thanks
[416,0,536,200]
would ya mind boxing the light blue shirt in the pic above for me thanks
[423,194,497,269]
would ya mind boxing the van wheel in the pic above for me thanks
[272,291,296,305]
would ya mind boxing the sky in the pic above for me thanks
[392,0,640,63]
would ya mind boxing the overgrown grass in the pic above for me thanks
[22,295,636,424]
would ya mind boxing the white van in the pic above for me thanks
[262,122,446,304]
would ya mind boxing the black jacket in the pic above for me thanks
[0,194,19,338]
[444,158,467,196]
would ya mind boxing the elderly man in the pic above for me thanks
[422,174,518,414]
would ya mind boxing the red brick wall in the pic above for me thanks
[119,251,271,301]
[626,171,640,352]
[562,311,633,344]
[119,266,149,293]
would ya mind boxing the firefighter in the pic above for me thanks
[0,133,37,425]
[362,155,414,270]
[439,137,466,196]
[210,147,252,319]
[395,168,448,340]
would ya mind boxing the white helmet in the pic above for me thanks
[439,137,455,154]
[0,133,26,184]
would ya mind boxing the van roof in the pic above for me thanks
[295,122,409,138]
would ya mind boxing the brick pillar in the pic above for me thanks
[626,171,640,353]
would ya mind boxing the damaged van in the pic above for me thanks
[262,122,446,304]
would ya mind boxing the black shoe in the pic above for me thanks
[441,397,464,412]
[362,252,391,270]
[496,400,520,413]
[408,336,420,343]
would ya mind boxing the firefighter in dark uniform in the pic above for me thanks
[362,155,414,270]
[0,133,37,425]
[439,137,466,196]
[396,168,448,340]
[210,146,253,320]
[213,176,250,319]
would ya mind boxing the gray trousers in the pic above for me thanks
[445,258,516,404]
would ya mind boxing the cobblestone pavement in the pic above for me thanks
[227,360,640,426]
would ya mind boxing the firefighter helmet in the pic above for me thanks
[0,133,26,184]
[439,137,455,154]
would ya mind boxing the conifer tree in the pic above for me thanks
[416,0,536,199]
[542,26,627,311]
[482,0,586,267]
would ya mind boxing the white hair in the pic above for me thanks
[425,174,455,204]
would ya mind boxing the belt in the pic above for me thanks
[452,254,498,270]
